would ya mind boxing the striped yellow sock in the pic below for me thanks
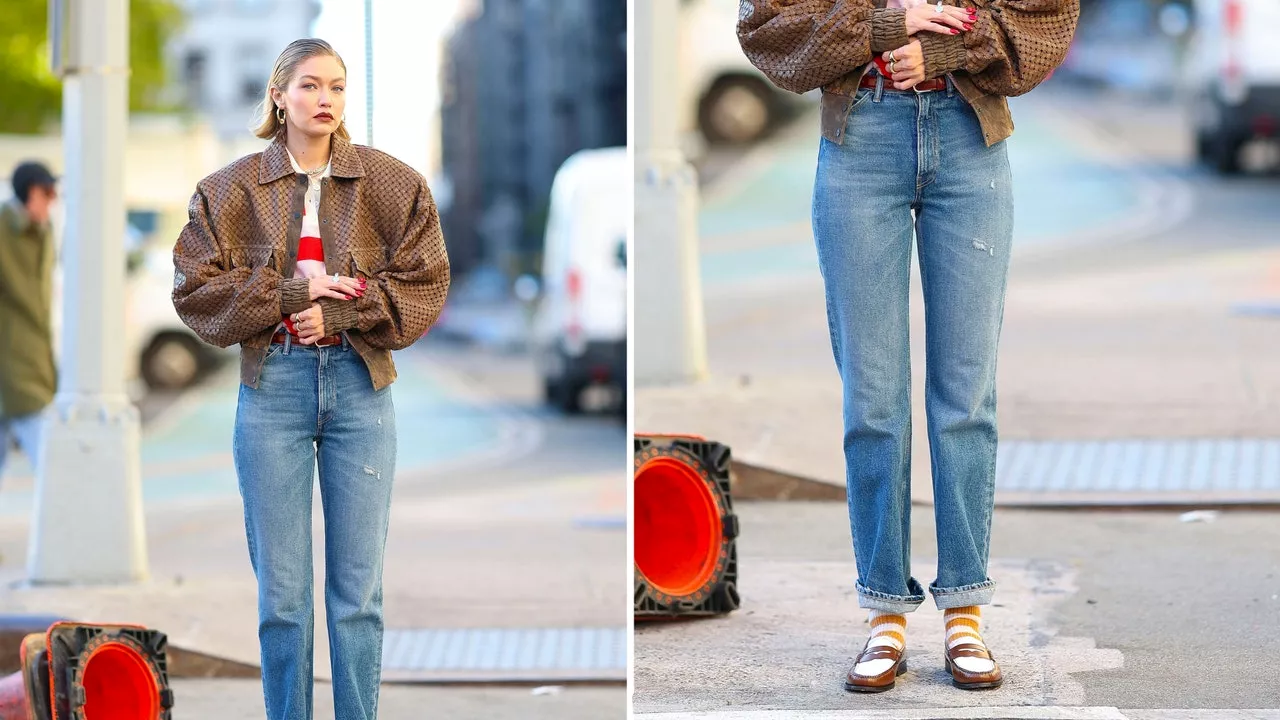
[944,605,995,672]
[854,610,906,675]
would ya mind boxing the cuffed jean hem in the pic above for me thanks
[856,580,927,614]
[929,579,997,609]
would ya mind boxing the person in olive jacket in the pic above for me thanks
[0,161,59,482]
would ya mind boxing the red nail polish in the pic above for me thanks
[953,28,960,33]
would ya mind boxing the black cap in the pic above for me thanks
[11,161,58,204]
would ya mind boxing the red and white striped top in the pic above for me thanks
[282,149,331,337]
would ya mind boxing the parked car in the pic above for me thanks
[125,245,228,390]
[1186,0,1280,172]
[680,0,795,145]
[530,147,628,414]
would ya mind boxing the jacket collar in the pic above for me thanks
[2,198,40,235]
[258,133,365,185]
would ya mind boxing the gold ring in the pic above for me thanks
[889,50,897,62]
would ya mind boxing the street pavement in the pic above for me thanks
[635,79,1280,717]
[0,343,627,718]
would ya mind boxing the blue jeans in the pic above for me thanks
[811,79,1013,614]
[0,410,44,483]
[233,336,396,720]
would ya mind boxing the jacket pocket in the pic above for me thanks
[821,88,874,145]
[348,248,384,281]
[225,245,276,270]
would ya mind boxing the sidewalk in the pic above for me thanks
[169,680,624,719]
[633,502,1280,716]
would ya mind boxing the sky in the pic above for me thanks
[311,0,465,181]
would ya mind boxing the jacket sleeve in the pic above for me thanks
[917,0,1079,96]
[172,183,304,348]
[737,0,910,94]
[318,177,451,350]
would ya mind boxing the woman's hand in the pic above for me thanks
[308,274,365,301]
[884,40,927,90]
[905,2,974,36]
[292,303,327,344]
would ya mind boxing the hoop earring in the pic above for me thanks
[276,106,286,123]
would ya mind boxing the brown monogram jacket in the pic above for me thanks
[172,134,451,390]
[737,0,1080,146]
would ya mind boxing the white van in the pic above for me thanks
[1186,0,1280,172]
[530,147,628,414]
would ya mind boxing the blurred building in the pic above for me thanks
[440,0,627,281]
[164,0,322,143]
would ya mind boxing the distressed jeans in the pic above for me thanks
[811,78,1013,613]
[233,335,396,720]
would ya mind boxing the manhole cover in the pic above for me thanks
[381,627,626,683]
[995,439,1280,505]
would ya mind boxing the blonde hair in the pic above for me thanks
[253,38,351,141]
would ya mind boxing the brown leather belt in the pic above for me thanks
[271,330,342,347]
[860,74,948,93]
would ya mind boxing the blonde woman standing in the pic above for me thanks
[739,0,1078,694]
[172,38,450,719]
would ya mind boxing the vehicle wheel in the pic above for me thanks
[1209,133,1242,175]
[554,379,585,415]
[1195,130,1212,162]
[699,76,776,146]
[141,333,205,390]
[546,362,585,414]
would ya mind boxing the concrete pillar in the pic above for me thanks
[633,0,708,385]
[365,0,374,147]
[29,0,148,584]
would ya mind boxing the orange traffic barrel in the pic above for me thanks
[44,623,173,720]
[634,434,740,619]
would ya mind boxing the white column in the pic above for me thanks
[633,0,708,385]
[29,0,148,584]
[364,0,375,147]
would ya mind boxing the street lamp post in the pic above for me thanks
[30,0,148,584]
[633,0,708,385]
[365,0,374,146]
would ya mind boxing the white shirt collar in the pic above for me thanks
[285,148,332,178]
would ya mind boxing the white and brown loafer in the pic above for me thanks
[944,642,1003,690]
[845,640,908,693]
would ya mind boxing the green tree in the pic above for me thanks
[0,0,183,134]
